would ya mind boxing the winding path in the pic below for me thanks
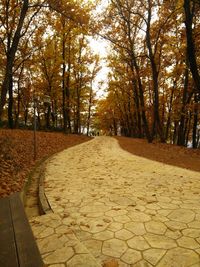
[30,137,200,267]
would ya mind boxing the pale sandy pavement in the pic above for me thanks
[30,137,200,267]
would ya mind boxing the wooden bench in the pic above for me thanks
[0,193,43,267]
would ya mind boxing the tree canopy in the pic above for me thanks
[0,0,199,148]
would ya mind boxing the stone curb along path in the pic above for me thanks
[30,137,200,267]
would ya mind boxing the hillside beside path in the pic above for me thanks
[116,136,200,172]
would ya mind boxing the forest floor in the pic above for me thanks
[0,129,91,198]
[31,136,200,266]
[116,136,200,173]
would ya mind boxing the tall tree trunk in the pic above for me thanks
[0,0,29,122]
[184,0,200,94]
[132,56,152,142]
[146,0,164,142]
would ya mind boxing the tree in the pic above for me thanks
[184,0,200,94]
[0,0,43,126]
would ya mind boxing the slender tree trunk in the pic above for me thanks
[192,93,199,148]
[8,76,14,128]
[87,84,93,136]
[177,66,189,146]
[186,111,192,147]
[62,27,67,133]
[165,85,175,141]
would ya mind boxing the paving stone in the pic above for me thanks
[158,202,178,209]
[127,236,150,250]
[80,218,109,234]
[132,260,153,267]
[115,229,133,240]
[143,248,166,265]
[79,204,110,213]
[30,223,46,237]
[145,203,160,210]
[110,195,136,206]
[156,196,171,203]
[134,205,146,212]
[113,215,131,223]
[144,233,177,249]
[188,221,200,229]
[157,209,172,216]
[153,214,168,222]
[67,254,101,267]
[44,246,74,264]
[182,228,200,238]
[93,230,114,241]
[165,220,187,231]
[145,209,157,216]
[121,249,142,264]
[82,239,102,257]
[86,212,105,218]
[165,229,182,240]
[157,247,200,267]
[105,209,127,217]
[107,222,123,232]
[168,209,195,223]
[73,243,88,254]
[125,222,146,235]
[195,248,200,255]
[37,234,65,254]
[37,227,54,238]
[145,221,167,235]
[128,211,151,222]
[102,238,127,257]
[177,236,200,249]
[55,225,71,234]
[75,230,92,241]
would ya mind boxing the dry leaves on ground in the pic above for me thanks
[116,136,200,172]
[0,129,91,198]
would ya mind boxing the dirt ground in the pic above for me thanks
[116,136,200,173]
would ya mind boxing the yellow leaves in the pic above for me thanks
[47,0,90,26]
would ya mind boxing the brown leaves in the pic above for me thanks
[0,129,91,198]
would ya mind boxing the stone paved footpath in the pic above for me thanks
[30,137,200,267]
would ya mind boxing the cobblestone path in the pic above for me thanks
[30,137,200,267]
